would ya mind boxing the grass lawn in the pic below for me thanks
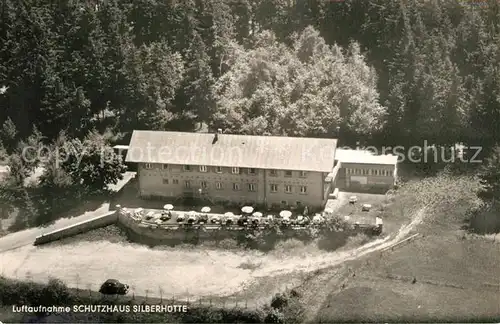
[309,233,500,322]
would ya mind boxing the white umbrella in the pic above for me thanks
[252,212,263,217]
[279,210,292,218]
[312,215,325,224]
[324,208,333,214]
[241,206,254,214]
[187,211,197,220]
[163,204,174,210]
[201,206,211,213]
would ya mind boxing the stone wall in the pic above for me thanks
[34,211,118,245]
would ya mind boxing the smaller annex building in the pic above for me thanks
[334,148,398,193]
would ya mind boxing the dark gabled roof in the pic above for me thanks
[125,130,338,172]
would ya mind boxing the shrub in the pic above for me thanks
[41,278,72,306]
[265,309,285,323]
[270,293,288,310]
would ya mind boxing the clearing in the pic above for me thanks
[294,230,500,322]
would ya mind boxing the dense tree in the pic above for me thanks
[478,146,500,201]
[59,131,126,192]
[211,27,385,138]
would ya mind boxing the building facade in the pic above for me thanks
[126,131,398,208]
[334,149,398,193]
[136,163,329,208]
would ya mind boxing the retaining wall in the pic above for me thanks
[34,211,118,245]
[117,211,318,246]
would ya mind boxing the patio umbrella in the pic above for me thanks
[163,204,174,210]
[187,211,197,220]
[252,212,263,217]
[279,210,292,218]
[201,206,211,213]
[241,206,254,214]
[312,215,325,224]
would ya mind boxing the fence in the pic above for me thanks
[7,272,268,311]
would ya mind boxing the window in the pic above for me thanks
[201,181,208,189]
[300,186,307,194]
[216,182,223,190]
[232,183,240,191]
[285,170,293,177]
[145,163,152,169]
[299,171,307,177]
[173,179,179,184]
[270,169,278,176]
[270,184,278,192]
[362,169,369,175]
[184,180,191,188]
[162,164,168,170]
[285,185,292,193]
[183,165,191,171]
[248,168,256,175]
[248,183,256,191]
[199,165,208,172]
[215,166,223,173]
[162,179,169,184]
[374,170,379,176]
[281,200,287,205]
[231,167,240,174]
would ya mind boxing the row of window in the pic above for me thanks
[144,163,307,177]
[162,179,307,194]
[346,168,392,176]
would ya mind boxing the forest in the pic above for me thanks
[1,0,500,227]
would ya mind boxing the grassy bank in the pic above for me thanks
[0,276,270,323]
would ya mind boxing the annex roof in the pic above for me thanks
[335,148,398,166]
[125,130,337,172]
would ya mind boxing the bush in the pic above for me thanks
[216,238,239,249]
[41,278,72,306]
[270,293,288,310]
[265,309,285,323]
